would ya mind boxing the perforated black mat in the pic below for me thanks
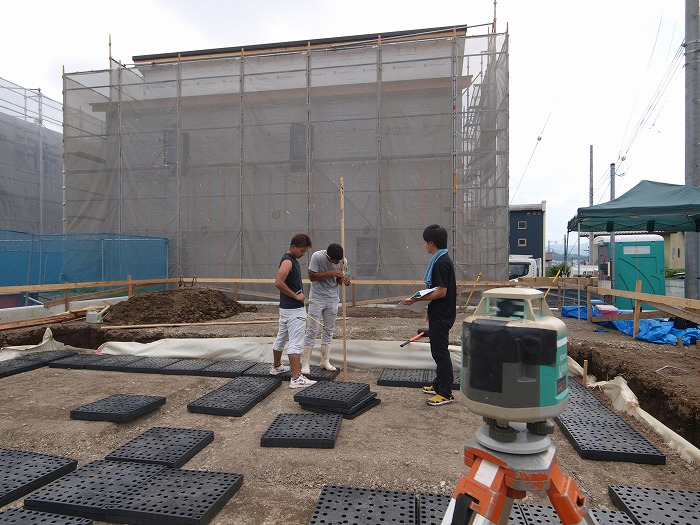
[0,508,93,524]
[517,503,635,525]
[293,381,370,409]
[48,354,105,369]
[377,368,460,389]
[260,413,342,448]
[70,394,166,423]
[0,351,78,378]
[417,493,528,525]
[0,359,44,379]
[106,468,243,525]
[308,485,415,524]
[115,356,183,373]
[300,392,380,419]
[24,460,243,525]
[241,362,291,379]
[609,485,700,525]
[187,376,281,417]
[305,365,341,381]
[160,359,221,375]
[24,461,165,520]
[0,448,77,506]
[83,355,145,371]
[14,350,78,365]
[418,492,452,525]
[198,360,257,377]
[363,494,635,525]
[556,381,665,464]
[105,427,214,468]
[301,397,381,420]
[565,379,606,407]
[376,368,426,387]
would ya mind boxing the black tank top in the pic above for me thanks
[279,253,304,309]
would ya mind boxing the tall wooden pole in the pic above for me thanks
[340,177,348,381]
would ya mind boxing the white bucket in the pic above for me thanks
[85,311,103,324]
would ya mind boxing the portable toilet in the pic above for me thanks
[594,234,665,310]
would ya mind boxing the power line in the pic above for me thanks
[510,23,589,204]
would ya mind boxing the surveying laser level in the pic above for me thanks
[462,287,568,452]
[440,288,598,524]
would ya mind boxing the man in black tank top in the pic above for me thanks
[270,233,318,388]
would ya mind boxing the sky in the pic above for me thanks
[0,0,687,249]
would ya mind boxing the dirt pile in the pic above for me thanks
[103,288,257,325]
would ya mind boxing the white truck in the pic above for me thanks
[508,255,542,281]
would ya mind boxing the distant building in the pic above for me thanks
[664,232,685,271]
[0,77,63,233]
[509,201,546,262]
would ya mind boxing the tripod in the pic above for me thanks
[442,435,599,525]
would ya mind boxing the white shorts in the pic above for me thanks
[272,307,307,355]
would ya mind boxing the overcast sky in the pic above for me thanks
[1,0,687,248]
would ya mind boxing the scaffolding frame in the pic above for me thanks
[63,27,509,299]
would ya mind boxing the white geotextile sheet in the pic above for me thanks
[568,356,700,466]
[0,328,88,361]
[97,338,462,371]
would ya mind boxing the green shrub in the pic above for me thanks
[547,262,570,278]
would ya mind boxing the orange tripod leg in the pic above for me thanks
[450,456,519,524]
[546,457,598,525]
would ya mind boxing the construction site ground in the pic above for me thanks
[0,287,698,525]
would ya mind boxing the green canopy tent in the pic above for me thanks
[565,180,700,311]
[567,180,700,233]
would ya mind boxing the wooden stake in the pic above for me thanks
[582,359,588,386]
[633,280,642,337]
[340,177,348,382]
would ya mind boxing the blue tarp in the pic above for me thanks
[561,305,700,345]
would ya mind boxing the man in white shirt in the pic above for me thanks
[301,243,350,374]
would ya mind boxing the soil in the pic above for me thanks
[104,288,258,325]
[1,287,699,524]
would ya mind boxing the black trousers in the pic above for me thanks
[428,317,454,398]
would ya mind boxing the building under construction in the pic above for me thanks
[63,25,509,298]
[0,77,63,234]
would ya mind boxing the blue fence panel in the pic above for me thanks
[0,229,168,288]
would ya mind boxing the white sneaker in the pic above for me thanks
[269,364,291,375]
[289,374,317,389]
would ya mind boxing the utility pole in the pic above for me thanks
[589,145,593,206]
[609,163,616,291]
[685,0,700,300]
